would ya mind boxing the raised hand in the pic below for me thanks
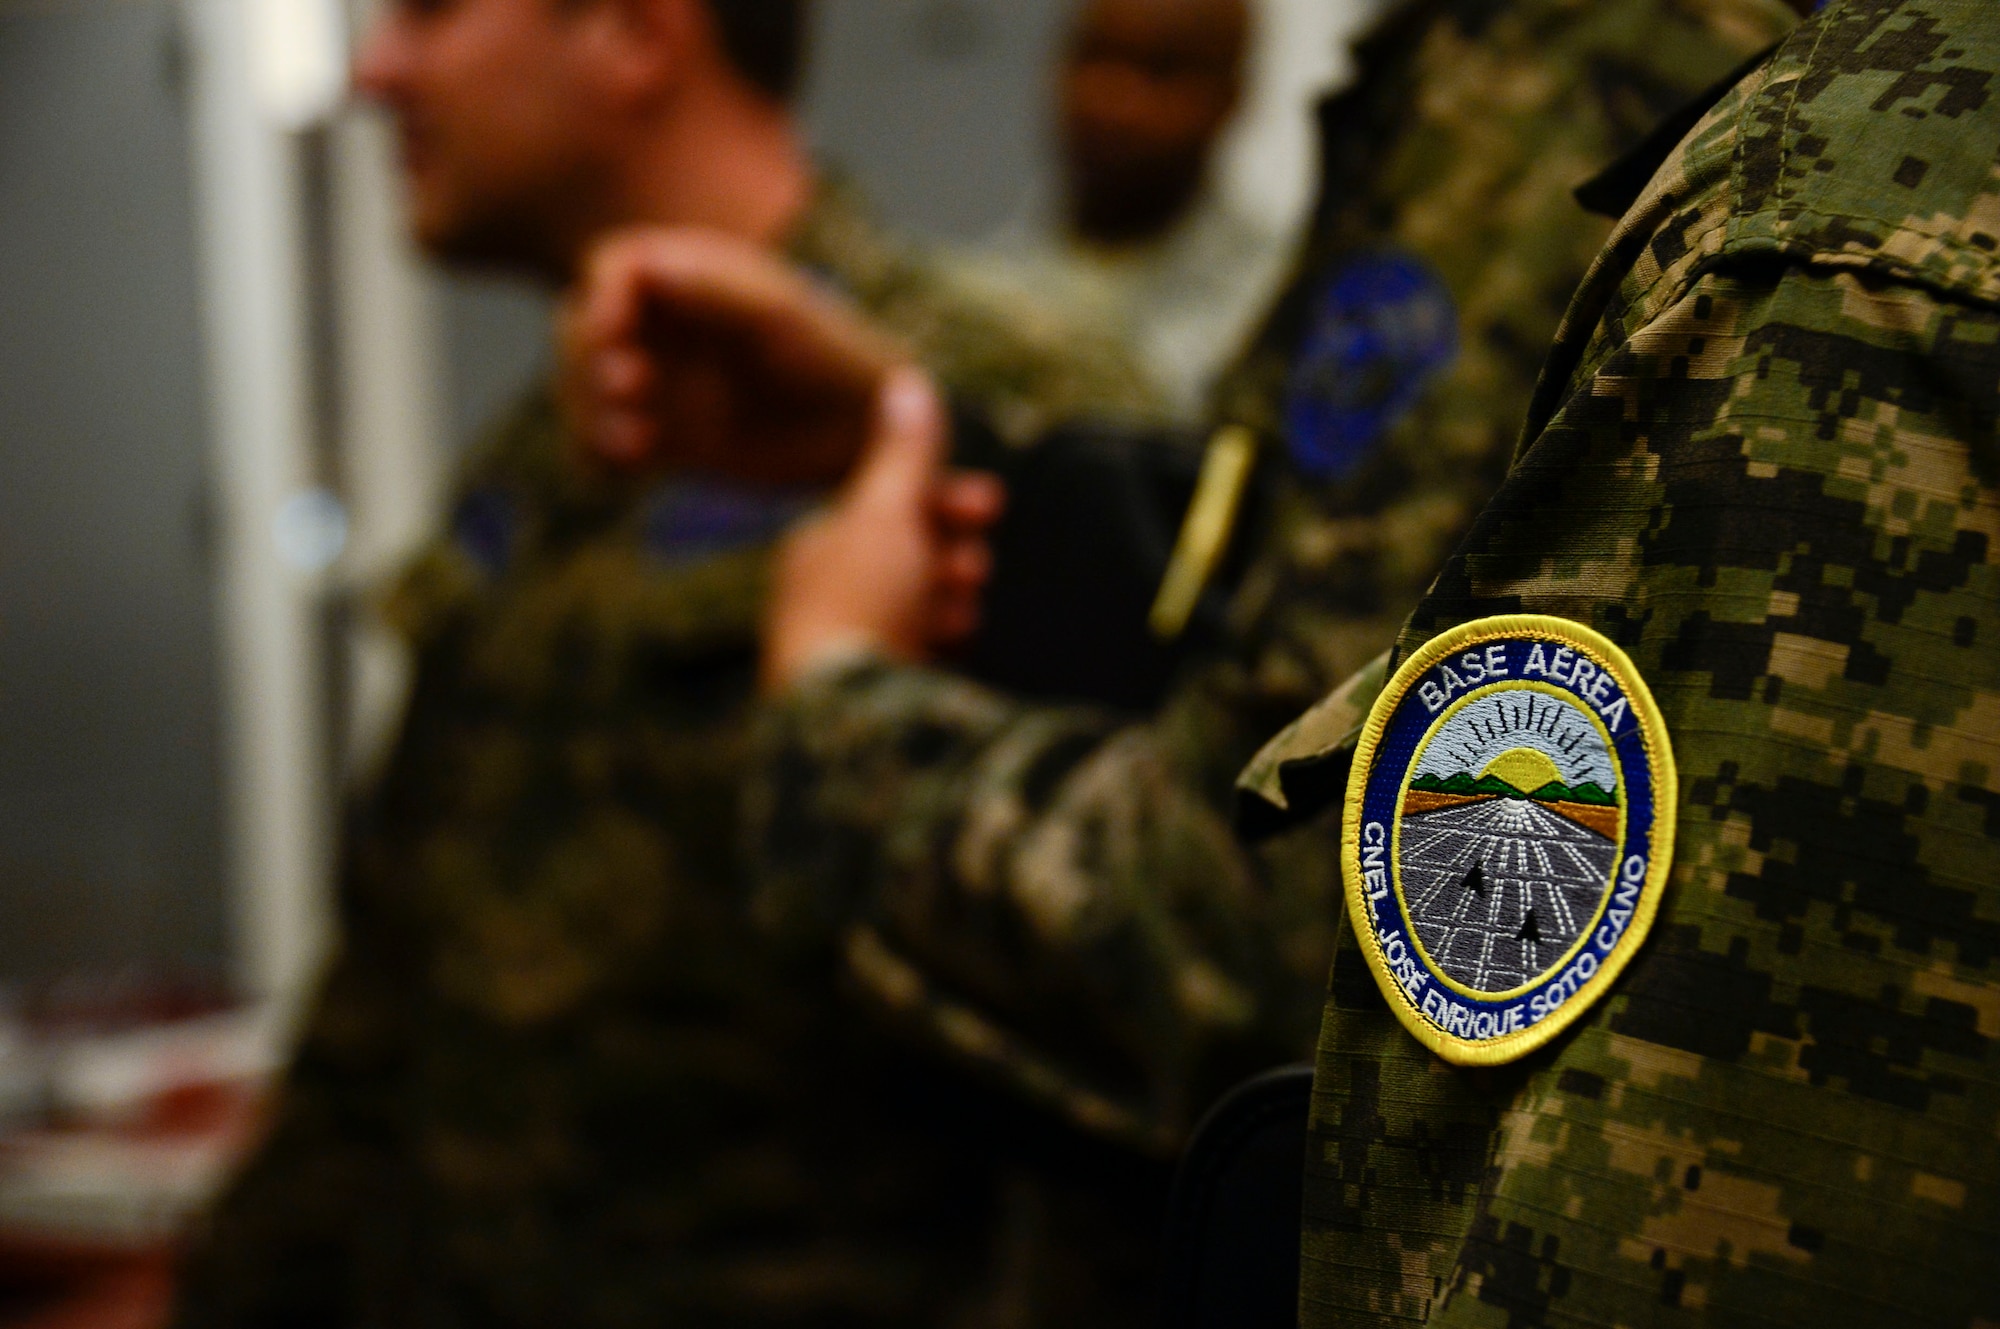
[761,368,1005,693]
[561,226,904,486]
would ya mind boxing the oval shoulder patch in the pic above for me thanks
[1283,249,1458,483]
[1341,615,1676,1065]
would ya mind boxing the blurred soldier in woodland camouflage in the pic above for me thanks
[567,0,1800,1177]
[747,0,1799,1144]
[589,0,2000,1320]
[171,1,1154,1326]
[1237,0,2000,1321]
[496,0,2000,1320]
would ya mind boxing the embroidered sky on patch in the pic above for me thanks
[1410,690,1618,791]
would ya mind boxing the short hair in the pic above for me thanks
[707,0,810,102]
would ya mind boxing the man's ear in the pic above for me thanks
[578,0,705,108]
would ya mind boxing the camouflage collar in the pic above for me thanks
[782,174,907,305]
[1572,43,1784,221]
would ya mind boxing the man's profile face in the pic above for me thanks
[354,0,619,276]
[1060,0,1247,245]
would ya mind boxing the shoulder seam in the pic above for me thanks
[1701,233,2000,316]
[1759,14,1826,227]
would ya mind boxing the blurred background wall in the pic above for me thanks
[0,0,1372,1011]
[0,0,230,983]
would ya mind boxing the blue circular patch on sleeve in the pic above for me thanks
[1283,249,1459,482]
[451,486,523,576]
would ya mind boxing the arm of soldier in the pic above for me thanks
[561,226,905,484]
[749,661,1299,1153]
[1235,649,1389,830]
[1252,266,2000,1324]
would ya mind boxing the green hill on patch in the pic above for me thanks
[1564,781,1617,806]
[1413,770,1619,806]
[1527,778,1617,806]
[1412,771,1527,798]
[1411,772,1481,795]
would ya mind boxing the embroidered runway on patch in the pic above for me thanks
[1342,615,1676,1065]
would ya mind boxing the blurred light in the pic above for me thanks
[245,0,348,130]
[273,487,348,573]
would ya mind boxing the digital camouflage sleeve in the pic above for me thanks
[749,0,1798,1153]
[172,186,1162,1329]
[1242,1,2000,1322]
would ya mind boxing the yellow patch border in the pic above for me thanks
[1340,614,1677,1066]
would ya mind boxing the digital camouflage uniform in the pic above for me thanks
[172,186,1158,1329]
[1241,0,2000,1322]
[751,0,1796,1158]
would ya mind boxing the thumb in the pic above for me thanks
[847,366,946,510]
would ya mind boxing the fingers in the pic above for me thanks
[931,472,998,596]
[926,584,985,646]
[560,241,664,468]
[563,225,909,481]
[924,470,1000,648]
[585,343,663,468]
[932,469,1006,532]
[846,367,948,511]
[572,228,774,349]
[926,548,990,645]
[592,410,658,470]
[579,227,896,390]
[756,369,953,694]
[839,379,997,651]
[934,526,992,600]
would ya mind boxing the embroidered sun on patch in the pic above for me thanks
[1342,615,1676,1065]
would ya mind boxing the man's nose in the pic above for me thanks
[350,12,409,104]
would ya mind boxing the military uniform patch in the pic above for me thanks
[1342,615,1675,1064]
[1283,249,1458,482]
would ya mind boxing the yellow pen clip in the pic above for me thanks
[1148,424,1258,641]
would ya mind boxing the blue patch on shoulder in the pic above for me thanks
[451,487,523,575]
[1283,250,1459,482]
[640,480,817,564]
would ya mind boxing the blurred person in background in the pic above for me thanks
[560,0,1803,1244]
[952,0,1294,423]
[168,0,1158,1326]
